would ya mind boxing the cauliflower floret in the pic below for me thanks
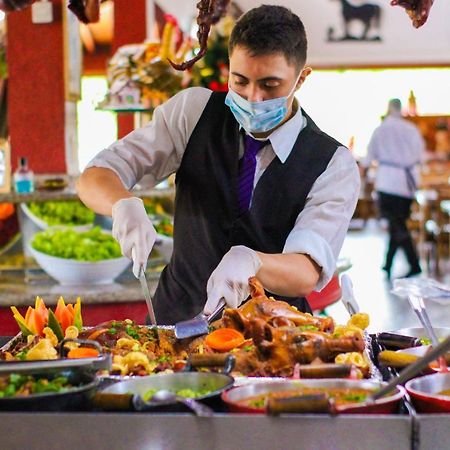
[347,313,370,330]
[335,351,370,376]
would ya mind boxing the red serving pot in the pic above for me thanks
[405,373,450,413]
[222,379,405,414]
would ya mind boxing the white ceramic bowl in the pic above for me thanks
[21,203,93,231]
[29,246,131,286]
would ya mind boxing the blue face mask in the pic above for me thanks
[225,79,299,134]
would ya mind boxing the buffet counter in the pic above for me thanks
[0,176,175,204]
[0,271,159,307]
[0,412,416,450]
[0,274,159,334]
[1,412,448,450]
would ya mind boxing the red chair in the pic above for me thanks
[306,258,352,313]
[306,274,342,313]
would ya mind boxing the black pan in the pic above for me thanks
[0,360,99,411]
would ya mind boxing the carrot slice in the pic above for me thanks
[204,328,245,352]
[27,309,46,336]
[54,297,66,321]
[66,303,75,318]
[58,307,73,333]
[67,347,100,359]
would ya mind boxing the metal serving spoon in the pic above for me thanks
[151,389,214,417]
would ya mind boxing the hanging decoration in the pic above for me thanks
[169,0,231,71]
[190,14,234,92]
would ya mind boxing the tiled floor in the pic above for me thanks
[326,219,450,333]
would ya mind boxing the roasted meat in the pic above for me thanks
[222,277,334,335]
[248,318,365,373]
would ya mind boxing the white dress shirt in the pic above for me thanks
[87,87,360,290]
[362,115,425,199]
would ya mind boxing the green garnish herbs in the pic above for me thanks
[0,374,73,398]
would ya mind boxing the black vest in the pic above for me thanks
[153,92,342,324]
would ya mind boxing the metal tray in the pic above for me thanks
[0,333,112,372]
[0,356,111,374]
[1,324,381,382]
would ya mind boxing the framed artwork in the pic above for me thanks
[63,2,82,101]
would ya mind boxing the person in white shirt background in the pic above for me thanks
[361,98,425,281]
[76,5,360,324]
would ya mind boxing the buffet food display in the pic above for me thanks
[0,276,449,423]
[2,278,372,379]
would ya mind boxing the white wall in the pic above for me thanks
[163,0,450,67]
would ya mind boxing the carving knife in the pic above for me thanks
[138,265,157,326]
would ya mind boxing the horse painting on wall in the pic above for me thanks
[328,0,383,42]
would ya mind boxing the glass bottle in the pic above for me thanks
[13,156,34,193]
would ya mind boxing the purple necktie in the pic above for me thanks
[238,135,268,213]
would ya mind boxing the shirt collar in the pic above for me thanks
[267,100,306,163]
[240,99,307,163]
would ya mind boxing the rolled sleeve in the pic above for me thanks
[283,146,360,291]
[284,228,335,291]
[86,87,212,190]
[86,146,140,190]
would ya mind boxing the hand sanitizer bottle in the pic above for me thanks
[14,157,35,193]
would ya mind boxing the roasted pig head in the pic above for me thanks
[222,277,334,334]
[251,319,365,371]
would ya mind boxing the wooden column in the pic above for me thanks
[113,0,147,139]
[7,1,67,174]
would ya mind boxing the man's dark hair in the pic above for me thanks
[229,5,307,70]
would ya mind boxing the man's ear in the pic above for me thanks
[297,67,312,89]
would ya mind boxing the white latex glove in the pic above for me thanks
[111,197,157,278]
[204,246,262,314]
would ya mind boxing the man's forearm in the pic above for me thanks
[255,252,321,298]
[76,167,133,216]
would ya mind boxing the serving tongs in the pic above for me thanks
[340,274,359,316]
[407,292,448,373]
[268,335,450,415]
[174,298,226,339]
